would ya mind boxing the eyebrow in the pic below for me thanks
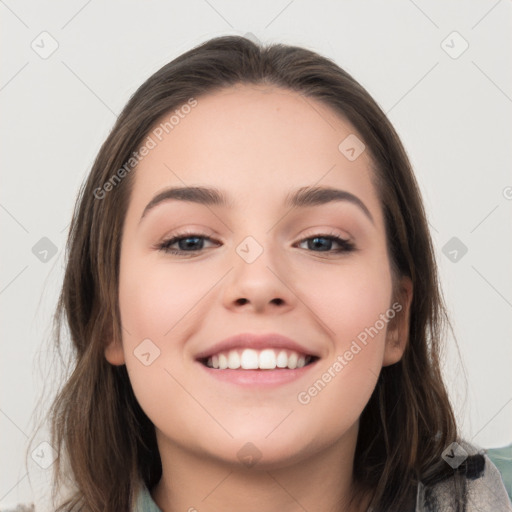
[139,185,374,225]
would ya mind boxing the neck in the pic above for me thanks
[151,422,368,512]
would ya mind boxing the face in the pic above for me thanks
[106,84,412,469]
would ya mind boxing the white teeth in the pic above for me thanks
[259,349,276,369]
[205,348,313,370]
[287,352,298,369]
[240,348,259,369]
[276,350,288,368]
[218,353,228,370]
[228,351,241,369]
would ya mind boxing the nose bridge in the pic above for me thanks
[233,232,279,285]
[222,230,294,312]
[229,199,279,268]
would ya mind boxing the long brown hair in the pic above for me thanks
[49,35,459,511]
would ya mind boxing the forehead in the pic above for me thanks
[126,84,381,224]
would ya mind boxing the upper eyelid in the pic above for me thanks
[158,231,354,251]
[160,229,352,242]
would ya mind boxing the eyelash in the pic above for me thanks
[156,230,356,257]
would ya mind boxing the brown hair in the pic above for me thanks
[49,35,459,511]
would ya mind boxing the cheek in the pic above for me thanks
[119,269,183,339]
[117,254,206,435]
[291,257,392,410]
[118,252,213,344]
[290,255,393,344]
[117,252,219,413]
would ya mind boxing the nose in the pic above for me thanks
[221,237,297,315]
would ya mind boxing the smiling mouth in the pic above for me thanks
[198,348,319,370]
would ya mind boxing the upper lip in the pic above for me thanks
[195,332,320,360]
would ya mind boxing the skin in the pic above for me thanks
[105,84,413,512]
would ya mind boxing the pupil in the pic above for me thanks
[310,237,330,251]
[180,237,202,250]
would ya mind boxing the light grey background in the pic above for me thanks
[1,1,511,509]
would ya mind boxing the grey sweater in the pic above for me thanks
[133,448,512,511]
[133,455,511,511]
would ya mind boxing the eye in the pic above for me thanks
[156,231,219,256]
[295,233,356,254]
[156,231,356,257]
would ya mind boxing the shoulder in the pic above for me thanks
[417,440,512,511]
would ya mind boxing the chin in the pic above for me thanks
[203,425,323,470]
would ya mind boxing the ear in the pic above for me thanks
[105,338,126,365]
[382,275,413,367]
[104,322,126,365]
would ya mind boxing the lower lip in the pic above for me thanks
[197,360,318,387]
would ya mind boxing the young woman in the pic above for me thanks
[46,35,511,511]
